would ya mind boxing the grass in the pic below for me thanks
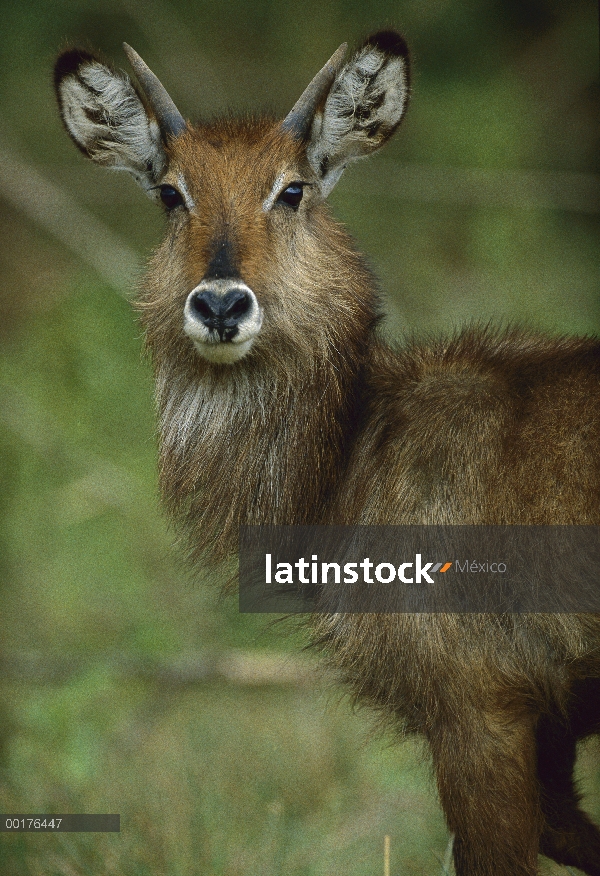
[0,673,450,875]
[0,670,598,874]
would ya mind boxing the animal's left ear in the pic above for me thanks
[307,31,410,197]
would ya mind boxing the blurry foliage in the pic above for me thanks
[0,0,598,873]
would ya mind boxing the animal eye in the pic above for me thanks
[159,185,184,210]
[277,183,304,210]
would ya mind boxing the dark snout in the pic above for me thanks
[189,287,251,341]
[183,279,262,363]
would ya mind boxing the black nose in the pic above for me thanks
[189,288,251,340]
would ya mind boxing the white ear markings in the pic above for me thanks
[306,31,410,197]
[55,50,166,196]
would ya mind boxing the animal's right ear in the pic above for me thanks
[54,49,166,198]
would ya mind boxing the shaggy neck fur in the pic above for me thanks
[153,315,375,564]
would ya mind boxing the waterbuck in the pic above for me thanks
[54,31,600,876]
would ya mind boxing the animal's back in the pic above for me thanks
[335,326,600,527]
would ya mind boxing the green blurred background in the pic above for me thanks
[0,1,598,873]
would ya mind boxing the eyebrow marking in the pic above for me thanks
[262,172,286,212]
[177,172,196,210]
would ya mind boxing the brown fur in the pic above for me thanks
[55,38,600,876]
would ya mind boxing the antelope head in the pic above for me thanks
[55,32,410,367]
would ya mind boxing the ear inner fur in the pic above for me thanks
[306,29,410,195]
[54,49,166,194]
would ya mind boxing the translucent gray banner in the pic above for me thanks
[239,526,600,613]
